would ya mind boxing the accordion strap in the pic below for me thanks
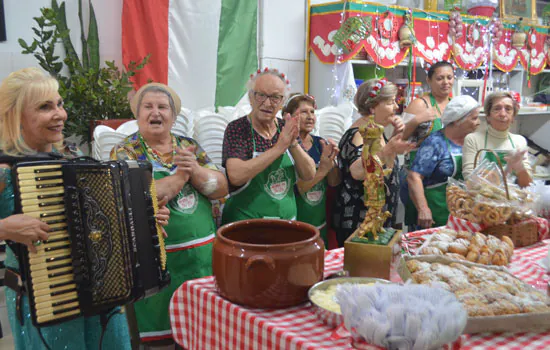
[4,268,25,325]
[0,152,64,165]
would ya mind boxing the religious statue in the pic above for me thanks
[357,115,392,241]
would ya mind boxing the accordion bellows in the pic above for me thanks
[12,159,170,327]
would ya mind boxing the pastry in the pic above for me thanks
[448,242,468,256]
[491,249,508,266]
[456,230,473,240]
[420,246,443,255]
[445,252,468,261]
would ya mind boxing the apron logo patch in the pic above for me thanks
[172,183,199,214]
[264,168,290,200]
[302,182,325,206]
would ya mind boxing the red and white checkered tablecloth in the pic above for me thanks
[170,239,550,350]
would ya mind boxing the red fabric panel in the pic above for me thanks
[122,0,170,88]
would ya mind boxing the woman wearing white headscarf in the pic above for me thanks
[406,95,481,228]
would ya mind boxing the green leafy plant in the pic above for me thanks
[19,0,149,143]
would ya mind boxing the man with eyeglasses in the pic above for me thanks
[221,69,316,224]
[462,91,532,187]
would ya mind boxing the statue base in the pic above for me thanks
[350,228,397,245]
[344,227,402,280]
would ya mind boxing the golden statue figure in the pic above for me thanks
[357,115,392,241]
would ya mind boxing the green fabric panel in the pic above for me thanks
[215,0,258,107]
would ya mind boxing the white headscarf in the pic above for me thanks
[441,95,479,127]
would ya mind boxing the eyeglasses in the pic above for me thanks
[490,106,514,114]
[253,91,284,105]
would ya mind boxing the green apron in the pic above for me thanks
[483,129,515,166]
[295,141,327,247]
[222,119,297,223]
[405,94,444,226]
[424,137,463,227]
[134,138,216,341]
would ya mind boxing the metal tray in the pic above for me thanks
[308,277,392,328]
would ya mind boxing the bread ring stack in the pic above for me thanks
[417,228,514,266]
[446,183,512,226]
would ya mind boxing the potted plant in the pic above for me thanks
[18,0,149,147]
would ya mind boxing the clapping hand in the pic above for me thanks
[0,214,50,253]
[319,138,339,172]
[175,145,199,182]
[278,113,300,149]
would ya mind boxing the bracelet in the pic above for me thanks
[289,142,299,149]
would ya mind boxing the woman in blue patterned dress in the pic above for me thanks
[406,95,480,229]
[0,68,132,349]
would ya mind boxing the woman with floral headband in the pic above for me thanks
[282,93,340,247]
[222,69,316,224]
[333,79,415,247]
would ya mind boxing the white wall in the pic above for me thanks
[1,0,313,95]
[0,0,123,81]
[259,0,308,93]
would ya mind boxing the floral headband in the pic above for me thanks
[249,67,291,90]
[283,93,317,109]
[368,78,388,98]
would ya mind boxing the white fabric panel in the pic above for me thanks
[167,0,222,110]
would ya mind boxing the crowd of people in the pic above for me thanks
[0,61,534,349]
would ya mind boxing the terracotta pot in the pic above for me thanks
[213,219,325,308]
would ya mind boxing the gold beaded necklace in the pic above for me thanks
[138,133,178,169]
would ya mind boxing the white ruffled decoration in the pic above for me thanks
[336,283,467,350]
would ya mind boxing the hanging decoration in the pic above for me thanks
[492,26,520,72]
[448,10,464,42]
[511,18,527,48]
[377,11,398,40]
[452,19,488,71]
[308,2,549,71]
[333,16,372,54]
[399,11,415,48]
[412,15,452,64]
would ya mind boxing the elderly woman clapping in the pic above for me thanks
[462,91,532,188]
[221,69,316,224]
[406,95,481,229]
[111,83,228,344]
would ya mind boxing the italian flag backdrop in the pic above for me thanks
[122,0,258,110]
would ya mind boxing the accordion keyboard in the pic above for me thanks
[16,164,81,324]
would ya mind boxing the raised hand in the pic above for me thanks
[390,115,405,137]
[387,134,416,155]
[504,149,527,173]
[277,113,300,149]
[319,139,338,172]
[0,214,50,253]
[416,107,436,125]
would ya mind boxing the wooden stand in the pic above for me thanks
[343,228,401,280]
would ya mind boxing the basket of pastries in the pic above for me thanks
[416,228,513,266]
[447,149,540,247]
[401,256,550,333]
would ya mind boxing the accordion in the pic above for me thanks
[10,158,170,327]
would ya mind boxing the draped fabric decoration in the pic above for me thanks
[122,0,258,110]
[452,21,489,71]
[492,28,521,72]
[309,2,550,73]
[520,28,547,76]
[412,18,451,64]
